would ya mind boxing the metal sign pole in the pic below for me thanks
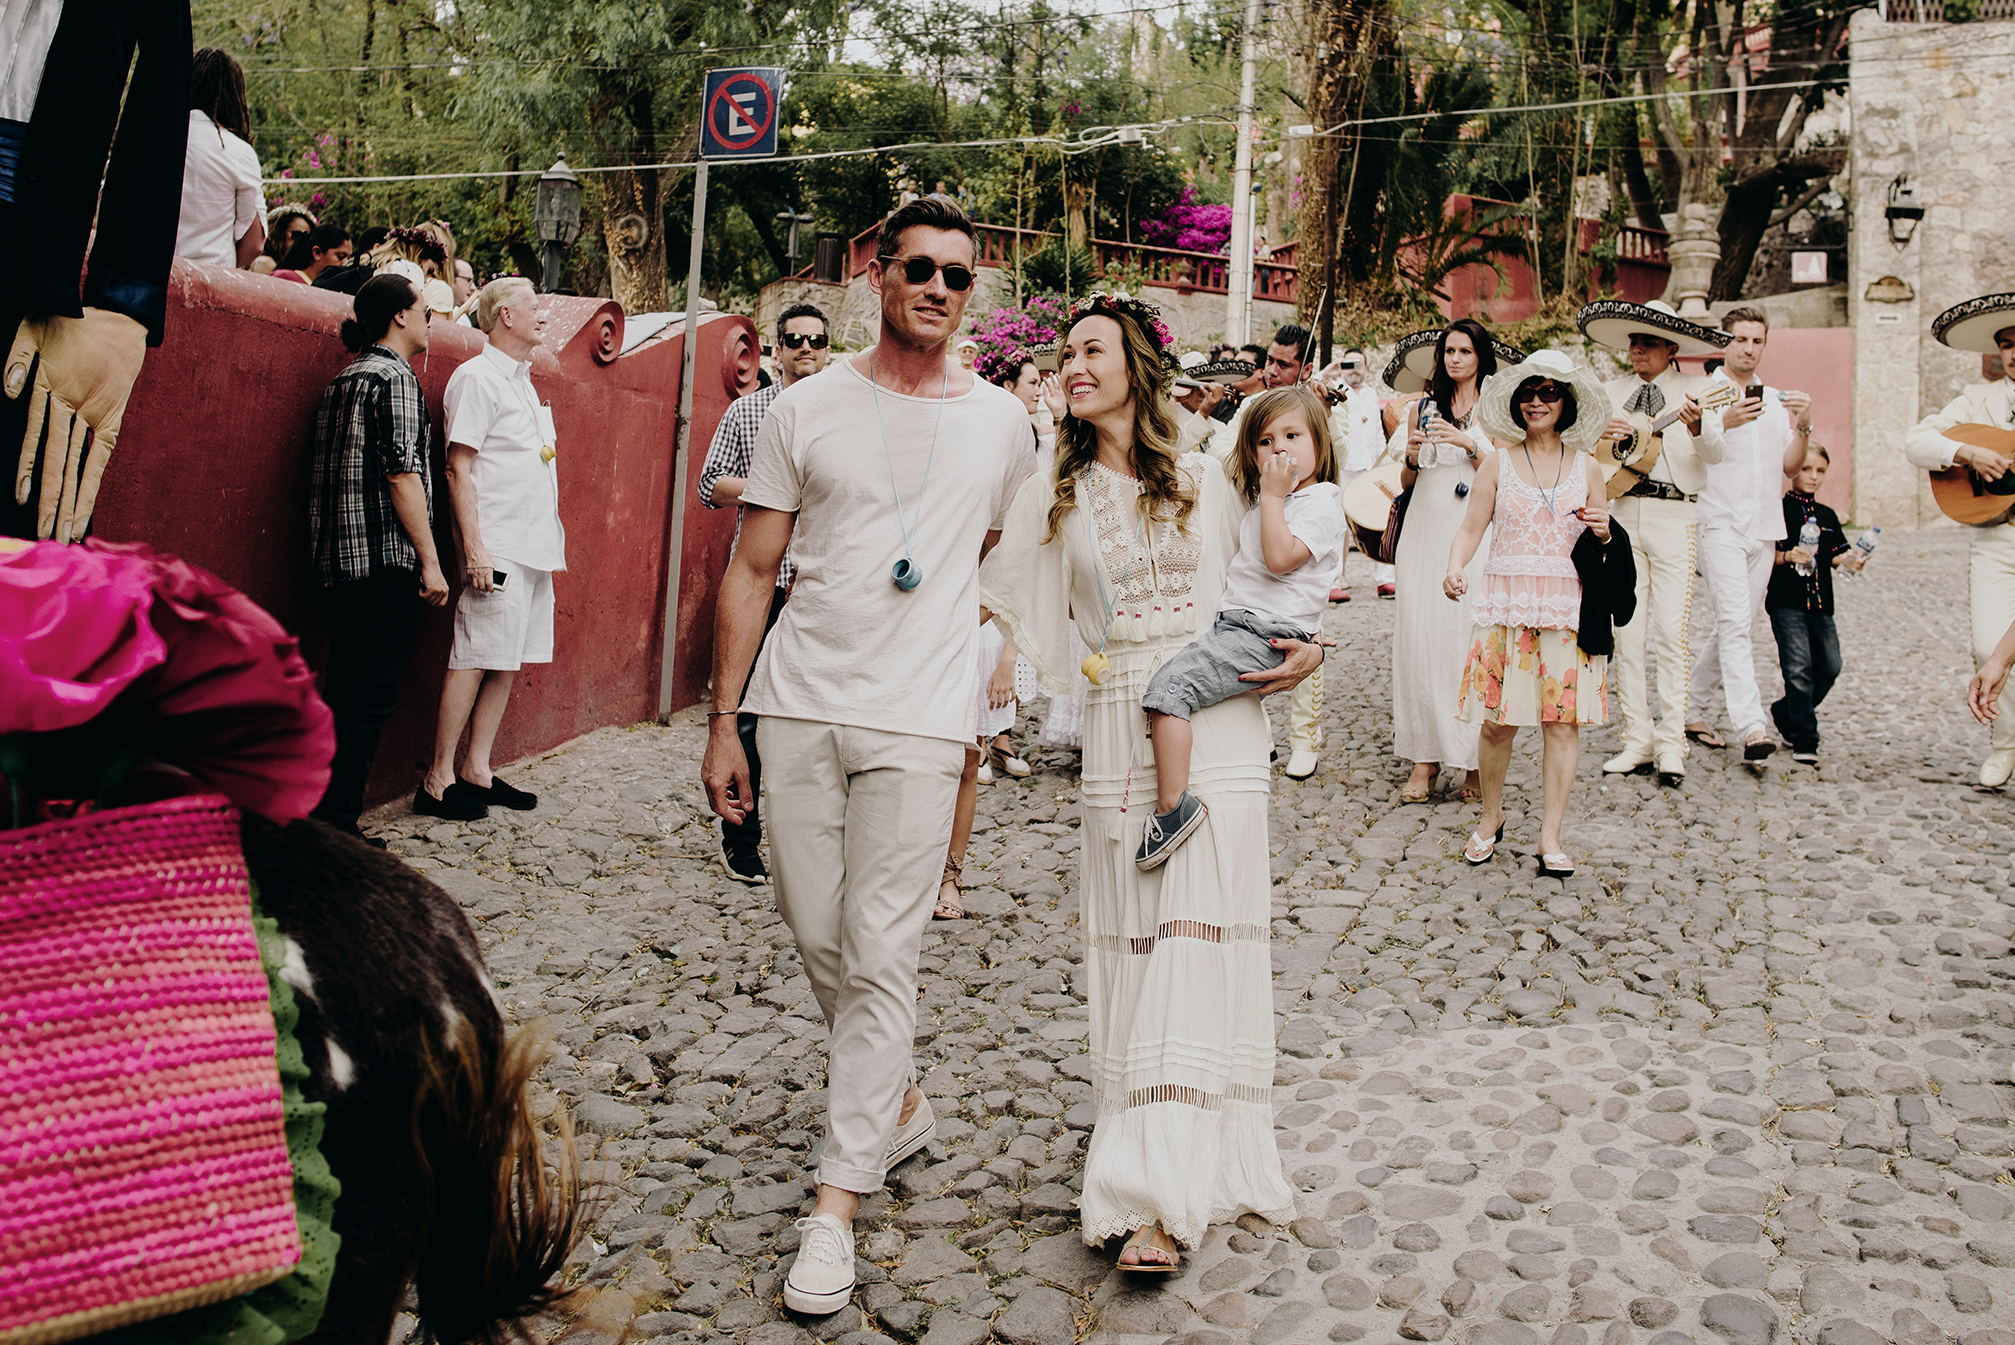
[657,159,710,722]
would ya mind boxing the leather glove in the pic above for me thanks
[6,310,148,542]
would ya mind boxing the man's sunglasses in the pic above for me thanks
[880,255,975,291]
[780,332,829,350]
[1514,383,1566,404]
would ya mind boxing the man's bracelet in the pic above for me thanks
[707,709,738,718]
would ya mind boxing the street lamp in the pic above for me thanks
[775,203,816,274]
[1884,174,1923,248]
[534,156,583,293]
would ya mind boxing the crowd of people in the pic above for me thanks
[273,160,2007,1312]
[173,47,483,324]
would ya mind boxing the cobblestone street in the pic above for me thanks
[372,527,2015,1345]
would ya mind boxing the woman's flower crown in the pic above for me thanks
[1065,290,1177,367]
[384,226,448,265]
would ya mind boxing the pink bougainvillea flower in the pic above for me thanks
[0,541,334,821]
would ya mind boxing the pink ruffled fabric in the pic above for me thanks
[0,541,334,821]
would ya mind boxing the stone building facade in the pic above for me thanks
[1849,7,2015,528]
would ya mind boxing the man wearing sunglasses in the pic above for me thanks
[698,303,832,885]
[703,198,1035,1316]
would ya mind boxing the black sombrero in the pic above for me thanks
[1576,299,1730,357]
[1382,329,1530,395]
[1932,294,2015,354]
[1188,359,1260,386]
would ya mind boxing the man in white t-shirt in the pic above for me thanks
[174,51,266,269]
[1685,307,1811,759]
[417,277,566,822]
[1327,348,1394,597]
[702,199,1035,1317]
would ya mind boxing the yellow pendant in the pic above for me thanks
[540,445,557,463]
[1082,651,1111,686]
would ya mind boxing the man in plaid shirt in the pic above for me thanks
[697,301,830,883]
[307,272,449,841]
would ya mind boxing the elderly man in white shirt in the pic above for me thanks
[1328,348,1394,597]
[1685,307,1812,759]
[1906,294,2015,786]
[416,277,566,821]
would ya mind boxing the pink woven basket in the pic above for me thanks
[0,795,300,1345]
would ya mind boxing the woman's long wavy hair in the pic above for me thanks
[1042,307,1194,543]
[1429,317,1499,414]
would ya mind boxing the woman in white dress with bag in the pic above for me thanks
[980,293,1319,1270]
[1386,319,1519,803]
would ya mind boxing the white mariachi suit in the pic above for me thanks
[1604,367,1727,767]
[1905,379,2015,761]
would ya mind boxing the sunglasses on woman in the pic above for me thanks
[880,255,976,291]
[779,332,829,350]
[1515,383,1566,404]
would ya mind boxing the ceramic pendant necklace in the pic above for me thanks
[1080,486,1147,686]
[869,351,948,590]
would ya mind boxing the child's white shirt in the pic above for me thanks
[1218,480,1345,635]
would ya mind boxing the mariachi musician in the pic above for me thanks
[1905,294,2015,787]
[1577,300,1730,787]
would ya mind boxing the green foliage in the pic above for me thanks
[1021,240,1100,294]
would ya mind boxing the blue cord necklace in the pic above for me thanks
[869,350,948,591]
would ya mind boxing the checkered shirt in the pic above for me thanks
[698,380,794,589]
[307,344,433,585]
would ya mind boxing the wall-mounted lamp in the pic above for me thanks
[1885,174,1923,248]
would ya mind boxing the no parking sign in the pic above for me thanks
[701,68,785,159]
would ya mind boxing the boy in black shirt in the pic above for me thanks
[1767,446,1865,763]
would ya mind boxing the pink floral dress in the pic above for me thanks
[1456,454,1608,727]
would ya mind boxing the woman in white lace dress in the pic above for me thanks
[980,293,1318,1270]
[1388,319,1510,803]
[1444,351,1613,878]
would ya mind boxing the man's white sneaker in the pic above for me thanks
[1284,748,1318,779]
[1980,749,2015,789]
[886,1093,936,1171]
[783,1213,856,1315]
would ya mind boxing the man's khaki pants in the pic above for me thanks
[1971,523,2015,757]
[1289,666,1323,755]
[1610,495,1697,763]
[757,718,964,1193]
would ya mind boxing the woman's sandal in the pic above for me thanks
[1401,766,1437,804]
[1117,1223,1182,1274]
[1457,778,1482,803]
[1684,724,1727,749]
[1464,824,1505,866]
[992,735,1033,778]
[1538,852,1576,879]
[933,856,964,920]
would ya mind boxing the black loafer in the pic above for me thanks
[414,781,488,821]
[463,774,537,810]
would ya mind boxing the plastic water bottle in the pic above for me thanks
[1795,518,1820,577]
[1853,526,1881,564]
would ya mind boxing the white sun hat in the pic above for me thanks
[1475,349,1612,454]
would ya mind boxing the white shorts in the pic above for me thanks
[449,559,554,671]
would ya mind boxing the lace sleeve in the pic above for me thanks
[978,472,1079,695]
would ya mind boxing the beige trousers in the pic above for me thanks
[757,717,965,1193]
[1609,496,1697,762]
[1971,524,2015,756]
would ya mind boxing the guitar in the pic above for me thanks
[1597,383,1740,500]
[1929,424,2015,524]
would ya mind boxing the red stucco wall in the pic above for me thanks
[91,259,758,807]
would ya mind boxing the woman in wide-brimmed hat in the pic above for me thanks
[1908,293,2015,786]
[1443,350,1614,878]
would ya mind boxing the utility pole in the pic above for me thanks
[776,204,816,273]
[1224,0,1263,347]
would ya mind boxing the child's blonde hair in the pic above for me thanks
[1228,385,1336,504]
